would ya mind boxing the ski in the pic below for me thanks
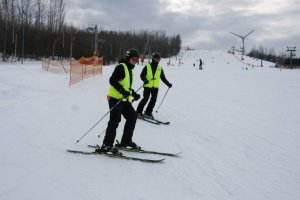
[67,149,165,163]
[137,115,170,125]
[150,118,170,125]
[138,116,160,124]
[88,145,181,157]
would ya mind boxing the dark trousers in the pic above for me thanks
[136,87,158,114]
[103,97,137,146]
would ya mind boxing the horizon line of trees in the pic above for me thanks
[247,46,300,68]
[0,0,181,64]
[90,29,181,64]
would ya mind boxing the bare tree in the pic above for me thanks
[33,0,47,58]
[15,0,32,62]
[1,0,10,60]
[48,0,65,58]
[0,0,181,62]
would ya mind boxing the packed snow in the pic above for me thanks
[1,50,300,200]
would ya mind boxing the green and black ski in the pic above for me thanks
[88,145,181,157]
[67,149,165,163]
[137,115,170,125]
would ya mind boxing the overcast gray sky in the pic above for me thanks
[64,0,300,55]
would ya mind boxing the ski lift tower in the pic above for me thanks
[230,29,255,60]
[86,23,98,56]
[287,46,296,69]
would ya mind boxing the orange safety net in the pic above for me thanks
[42,58,69,74]
[69,56,103,86]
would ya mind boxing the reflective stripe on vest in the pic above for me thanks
[107,63,134,102]
[144,64,162,88]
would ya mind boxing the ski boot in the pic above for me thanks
[95,144,122,155]
[143,112,154,119]
[136,112,144,119]
[115,140,141,150]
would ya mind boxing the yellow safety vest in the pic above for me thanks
[144,64,162,88]
[107,63,134,102]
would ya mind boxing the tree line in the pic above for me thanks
[0,0,181,63]
[247,46,299,68]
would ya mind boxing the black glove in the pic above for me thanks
[120,88,130,98]
[143,79,149,84]
[132,91,140,101]
[167,82,172,88]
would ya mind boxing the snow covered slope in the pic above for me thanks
[1,50,300,200]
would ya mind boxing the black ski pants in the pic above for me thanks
[136,87,158,114]
[103,97,137,147]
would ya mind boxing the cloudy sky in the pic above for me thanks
[64,0,300,55]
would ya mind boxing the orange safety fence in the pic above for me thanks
[42,58,69,74]
[69,56,103,86]
[41,56,103,87]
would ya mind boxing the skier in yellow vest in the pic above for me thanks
[97,49,141,154]
[136,53,172,119]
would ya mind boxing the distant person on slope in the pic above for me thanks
[97,49,141,155]
[199,58,203,70]
[136,53,172,119]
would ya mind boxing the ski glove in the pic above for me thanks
[143,79,149,84]
[167,83,172,88]
[120,88,130,98]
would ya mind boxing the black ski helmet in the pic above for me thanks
[125,48,140,60]
[152,52,161,59]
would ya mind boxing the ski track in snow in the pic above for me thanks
[1,50,300,200]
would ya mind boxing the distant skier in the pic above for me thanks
[136,53,172,119]
[199,59,203,70]
[97,49,141,154]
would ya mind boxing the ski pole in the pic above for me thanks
[76,84,144,143]
[75,99,122,144]
[98,127,107,138]
[155,88,170,113]
[136,79,156,93]
[96,84,144,140]
[135,84,144,93]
